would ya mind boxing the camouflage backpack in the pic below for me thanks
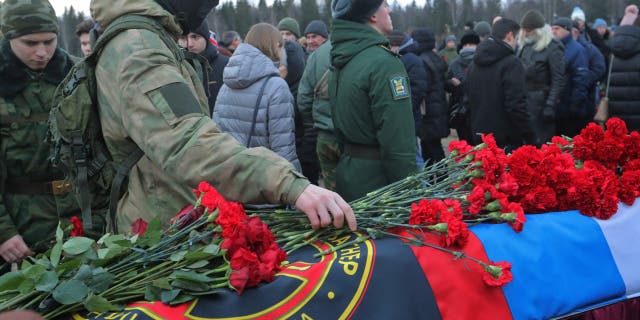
[49,15,190,233]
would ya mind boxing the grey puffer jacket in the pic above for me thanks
[214,43,301,171]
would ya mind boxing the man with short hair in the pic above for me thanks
[0,0,87,269]
[551,17,590,137]
[467,18,537,152]
[180,20,229,114]
[220,30,241,56]
[330,0,416,201]
[75,19,94,56]
[90,0,356,233]
[304,20,329,54]
[278,17,301,42]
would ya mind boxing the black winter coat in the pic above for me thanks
[202,43,229,114]
[411,28,449,141]
[467,37,536,149]
[517,39,565,143]
[609,25,640,131]
[399,41,428,138]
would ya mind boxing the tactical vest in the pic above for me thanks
[49,14,208,233]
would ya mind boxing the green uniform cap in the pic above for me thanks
[1,0,59,39]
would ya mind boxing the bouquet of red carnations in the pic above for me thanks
[0,182,285,319]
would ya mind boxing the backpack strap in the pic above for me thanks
[74,15,175,232]
[246,76,274,147]
[108,148,145,234]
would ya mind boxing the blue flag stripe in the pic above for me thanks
[471,210,626,320]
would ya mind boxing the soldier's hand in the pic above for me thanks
[295,184,357,231]
[0,235,34,263]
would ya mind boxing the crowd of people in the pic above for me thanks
[1,0,640,288]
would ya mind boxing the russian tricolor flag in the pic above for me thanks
[410,200,640,320]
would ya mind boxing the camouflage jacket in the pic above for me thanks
[0,39,80,251]
[91,0,309,232]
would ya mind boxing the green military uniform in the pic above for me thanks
[330,19,416,201]
[438,46,459,66]
[0,0,85,255]
[297,41,340,191]
[91,0,309,232]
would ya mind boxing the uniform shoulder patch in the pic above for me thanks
[389,75,410,100]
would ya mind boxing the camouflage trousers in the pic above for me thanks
[316,131,341,191]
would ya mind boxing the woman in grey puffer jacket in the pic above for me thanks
[214,23,301,172]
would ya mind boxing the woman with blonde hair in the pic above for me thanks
[517,10,565,144]
[214,23,301,172]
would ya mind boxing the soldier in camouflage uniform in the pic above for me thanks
[0,0,83,267]
[90,0,356,233]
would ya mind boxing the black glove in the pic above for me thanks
[542,104,555,123]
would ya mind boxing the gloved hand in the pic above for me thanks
[542,104,555,123]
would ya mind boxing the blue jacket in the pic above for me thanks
[577,36,606,86]
[557,35,590,119]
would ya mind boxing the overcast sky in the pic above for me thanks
[49,0,420,17]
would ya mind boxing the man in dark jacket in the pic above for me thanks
[412,27,449,163]
[330,0,416,201]
[551,17,591,137]
[467,18,537,152]
[517,10,565,144]
[447,30,480,144]
[388,31,428,168]
[182,20,229,114]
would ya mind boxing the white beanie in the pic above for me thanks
[571,6,585,22]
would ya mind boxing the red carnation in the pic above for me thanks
[130,218,148,236]
[605,117,628,138]
[70,216,84,237]
[482,261,513,287]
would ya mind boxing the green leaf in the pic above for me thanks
[56,258,83,275]
[87,268,115,294]
[136,218,162,248]
[22,264,46,279]
[17,278,35,294]
[151,278,171,290]
[184,251,216,262]
[202,243,220,255]
[73,264,93,281]
[186,260,210,269]
[35,271,59,292]
[84,293,118,312]
[0,272,27,291]
[160,289,181,304]
[62,237,95,256]
[50,241,63,268]
[56,223,64,242]
[97,246,129,261]
[172,270,215,283]
[170,279,210,292]
[190,289,225,296]
[169,250,188,262]
[144,285,162,302]
[53,280,90,305]
[168,294,195,306]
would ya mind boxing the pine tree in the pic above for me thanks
[235,0,253,37]
[300,0,321,33]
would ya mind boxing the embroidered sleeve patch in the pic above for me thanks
[389,75,410,100]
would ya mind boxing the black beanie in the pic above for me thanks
[552,17,573,32]
[457,30,480,52]
[332,0,384,23]
[521,10,545,30]
[192,20,210,41]
[304,20,329,38]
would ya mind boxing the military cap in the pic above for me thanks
[1,0,59,39]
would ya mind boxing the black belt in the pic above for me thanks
[343,142,381,160]
[7,179,73,195]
